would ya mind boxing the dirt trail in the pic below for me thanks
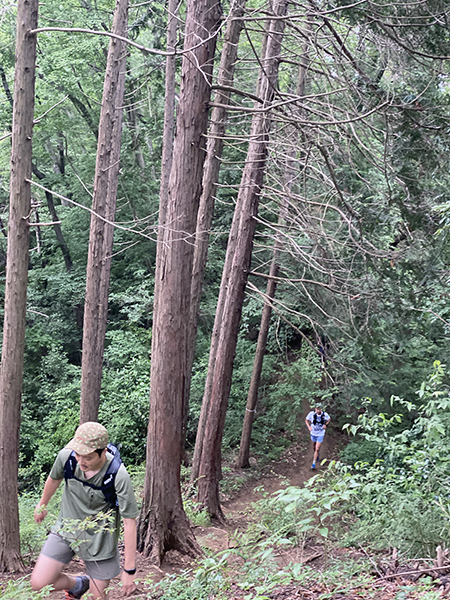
[186,429,337,580]
[222,428,334,523]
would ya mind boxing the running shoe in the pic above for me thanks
[64,575,90,599]
[311,463,316,470]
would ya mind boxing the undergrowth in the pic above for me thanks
[0,578,51,600]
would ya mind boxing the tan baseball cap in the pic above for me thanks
[66,422,109,455]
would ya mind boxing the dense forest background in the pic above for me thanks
[1,0,450,593]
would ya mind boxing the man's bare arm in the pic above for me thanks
[120,517,137,596]
[34,476,63,523]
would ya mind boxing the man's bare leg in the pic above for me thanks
[90,578,110,600]
[31,554,77,592]
[313,441,322,464]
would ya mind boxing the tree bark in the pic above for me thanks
[79,0,128,424]
[157,0,178,229]
[186,0,246,475]
[155,0,179,457]
[137,0,222,565]
[0,0,39,573]
[195,0,288,520]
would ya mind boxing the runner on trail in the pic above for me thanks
[31,422,138,599]
[305,403,331,470]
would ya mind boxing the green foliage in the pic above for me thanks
[20,348,82,489]
[394,579,443,600]
[143,558,230,600]
[340,362,450,557]
[18,326,151,487]
[249,470,359,549]
[340,438,381,466]
[222,337,259,449]
[0,578,51,600]
[142,543,313,600]
[18,493,52,558]
[99,330,151,464]
[252,349,329,445]
[183,497,211,527]
[18,486,63,559]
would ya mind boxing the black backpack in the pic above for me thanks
[313,412,326,426]
[63,443,122,509]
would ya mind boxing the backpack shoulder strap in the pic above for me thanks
[105,444,122,473]
[63,450,78,481]
[102,444,123,508]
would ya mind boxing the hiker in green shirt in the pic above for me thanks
[31,422,139,599]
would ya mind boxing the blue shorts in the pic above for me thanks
[310,433,325,443]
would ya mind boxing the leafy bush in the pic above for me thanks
[142,544,313,600]
[0,578,51,600]
[18,493,51,558]
[341,361,450,557]
[18,485,63,560]
[248,469,359,549]
[340,438,382,466]
[19,328,150,490]
[99,341,150,466]
[183,497,211,527]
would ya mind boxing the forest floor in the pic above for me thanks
[14,425,448,600]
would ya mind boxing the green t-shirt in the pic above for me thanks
[50,448,139,561]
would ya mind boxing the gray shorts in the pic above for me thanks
[41,532,120,580]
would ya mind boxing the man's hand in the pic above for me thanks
[120,571,137,596]
[34,505,47,523]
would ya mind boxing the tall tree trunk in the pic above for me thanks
[238,28,310,468]
[195,0,288,520]
[238,260,279,468]
[158,0,178,229]
[157,0,179,458]
[137,0,222,566]
[186,0,246,473]
[79,0,128,424]
[0,0,39,573]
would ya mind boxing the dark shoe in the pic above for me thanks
[64,576,90,599]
